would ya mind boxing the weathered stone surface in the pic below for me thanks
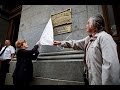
[6,51,84,85]
[5,72,84,85]
[87,5,102,18]
[31,77,84,85]
[33,60,84,82]
[8,5,103,85]
[40,45,61,53]
[5,73,13,85]
[87,5,99,11]
[18,5,103,50]
[77,11,88,29]
[7,60,84,85]
[22,5,31,11]
[9,61,16,73]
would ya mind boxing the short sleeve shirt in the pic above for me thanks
[0,45,15,60]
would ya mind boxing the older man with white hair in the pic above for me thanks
[0,40,15,86]
[53,14,120,85]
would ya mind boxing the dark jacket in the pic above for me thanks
[12,45,39,85]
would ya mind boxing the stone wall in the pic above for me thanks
[18,5,103,51]
[6,51,85,85]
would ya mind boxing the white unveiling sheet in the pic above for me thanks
[39,18,54,45]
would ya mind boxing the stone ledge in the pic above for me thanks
[31,76,85,85]
[5,73,85,85]
[39,50,84,56]
[37,54,84,60]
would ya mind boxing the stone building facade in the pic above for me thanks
[9,5,102,85]
[0,5,119,85]
[18,5,103,50]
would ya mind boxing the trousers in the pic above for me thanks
[0,59,10,86]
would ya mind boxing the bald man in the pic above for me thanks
[0,40,15,86]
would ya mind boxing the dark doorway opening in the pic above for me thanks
[0,5,22,48]
[3,5,22,48]
[9,14,21,48]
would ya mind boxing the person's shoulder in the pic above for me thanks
[99,31,114,43]
[2,46,6,48]
[99,31,112,39]
[17,49,26,54]
[0,46,5,50]
[9,45,15,49]
[1,46,5,49]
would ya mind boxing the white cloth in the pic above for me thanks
[61,31,120,85]
[39,18,54,45]
[0,45,15,60]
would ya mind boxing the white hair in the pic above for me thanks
[90,14,105,32]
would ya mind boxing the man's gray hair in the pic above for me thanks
[91,14,106,32]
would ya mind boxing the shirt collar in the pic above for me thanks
[89,32,98,41]
[89,31,104,41]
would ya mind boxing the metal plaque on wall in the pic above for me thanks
[54,24,72,35]
[51,8,72,35]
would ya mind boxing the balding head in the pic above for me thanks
[5,40,11,46]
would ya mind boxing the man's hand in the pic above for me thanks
[53,40,61,46]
